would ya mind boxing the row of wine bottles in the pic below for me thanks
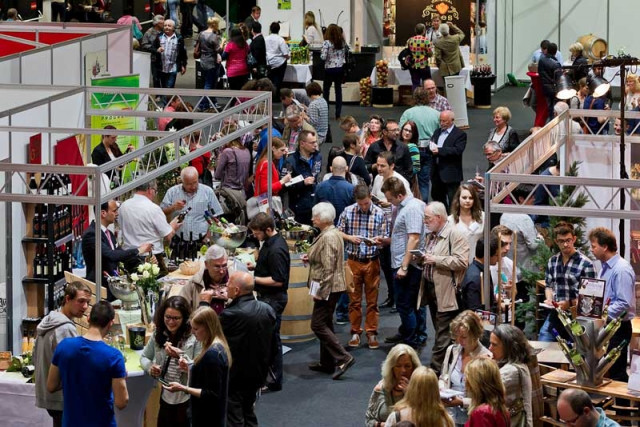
[33,204,73,240]
[552,300,625,349]
[28,173,72,196]
[552,328,627,378]
[169,232,205,263]
[471,65,494,77]
[33,242,73,280]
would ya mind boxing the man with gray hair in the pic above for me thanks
[161,166,223,246]
[557,388,620,426]
[221,271,276,426]
[433,22,465,78]
[179,244,246,313]
[141,15,165,88]
[429,109,467,211]
[282,104,316,152]
[152,18,187,89]
[119,180,182,276]
[420,201,469,373]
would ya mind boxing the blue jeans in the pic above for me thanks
[538,314,555,342]
[394,265,424,347]
[201,66,219,109]
[417,152,432,202]
[159,71,177,89]
[409,67,432,92]
[167,0,180,28]
[335,293,349,320]
[323,67,343,118]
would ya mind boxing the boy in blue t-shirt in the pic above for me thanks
[47,301,128,427]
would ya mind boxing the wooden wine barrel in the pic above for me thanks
[577,34,607,62]
[280,254,315,343]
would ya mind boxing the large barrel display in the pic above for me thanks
[280,254,314,343]
[577,34,608,62]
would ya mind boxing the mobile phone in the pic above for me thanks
[157,377,170,386]
[410,249,425,257]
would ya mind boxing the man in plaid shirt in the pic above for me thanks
[337,184,390,349]
[539,221,595,341]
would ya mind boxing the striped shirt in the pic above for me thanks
[545,250,595,302]
[338,202,390,258]
[307,97,328,141]
[159,33,178,73]
[160,183,223,239]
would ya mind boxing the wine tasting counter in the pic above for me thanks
[0,348,152,427]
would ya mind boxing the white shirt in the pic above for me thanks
[437,125,455,147]
[371,171,412,202]
[447,211,485,263]
[304,25,324,47]
[119,194,173,254]
[265,34,290,68]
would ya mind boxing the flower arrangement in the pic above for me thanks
[130,262,161,294]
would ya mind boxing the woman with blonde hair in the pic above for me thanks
[440,310,492,426]
[303,11,324,47]
[366,344,422,427]
[164,306,231,427]
[624,73,640,110]
[568,42,588,84]
[464,358,509,427]
[385,366,454,426]
[487,106,519,153]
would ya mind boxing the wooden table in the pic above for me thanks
[530,341,570,370]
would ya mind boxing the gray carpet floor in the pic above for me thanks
[174,58,534,426]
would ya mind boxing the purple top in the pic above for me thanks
[214,147,252,190]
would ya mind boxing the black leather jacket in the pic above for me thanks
[220,294,276,391]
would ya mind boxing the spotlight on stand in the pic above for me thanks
[587,71,610,98]
[555,73,577,100]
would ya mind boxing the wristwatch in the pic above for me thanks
[401,265,408,271]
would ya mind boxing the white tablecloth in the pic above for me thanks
[370,65,473,92]
[283,64,313,83]
[0,358,153,427]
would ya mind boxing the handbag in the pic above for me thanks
[246,193,283,219]
[508,367,527,427]
[193,40,201,59]
[398,47,413,71]
[247,51,258,67]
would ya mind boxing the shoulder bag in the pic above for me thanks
[508,366,527,427]
[193,37,201,60]
[398,47,413,71]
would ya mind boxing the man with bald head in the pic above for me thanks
[429,110,467,211]
[220,271,276,427]
[161,166,223,243]
[315,156,355,224]
[557,389,620,427]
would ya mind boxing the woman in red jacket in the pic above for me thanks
[254,138,291,196]
[464,358,510,427]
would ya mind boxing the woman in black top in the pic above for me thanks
[165,306,231,427]
[342,133,372,186]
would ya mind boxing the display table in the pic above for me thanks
[369,66,473,93]
[541,369,640,402]
[529,341,570,370]
[0,348,153,427]
[283,64,313,84]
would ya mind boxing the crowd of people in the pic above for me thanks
[24,8,638,427]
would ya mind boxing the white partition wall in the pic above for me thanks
[52,43,83,86]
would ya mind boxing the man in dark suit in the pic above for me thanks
[537,42,561,122]
[249,22,267,79]
[220,271,275,426]
[243,5,261,36]
[429,110,467,211]
[82,200,152,300]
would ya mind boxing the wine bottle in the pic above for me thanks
[596,309,628,347]
[552,329,589,378]
[42,244,49,277]
[596,339,628,376]
[34,245,43,278]
[552,300,586,337]
[56,247,63,279]
[41,205,49,238]
[601,297,612,321]
[189,232,195,260]
[33,204,41,238]
[28,174,39,195]
[176,233,185,263]
[177,207,192,222]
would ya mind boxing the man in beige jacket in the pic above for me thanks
[434,23,465,77]
[420,201,469,374]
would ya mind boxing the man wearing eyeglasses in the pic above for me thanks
[557,388,620,427]
[364,119,413,182]
[179,244,245,313]
[538,222,595,342]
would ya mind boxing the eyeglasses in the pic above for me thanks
[164,315,183,322]
[560,412,583,425]
[556,237,574,245]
